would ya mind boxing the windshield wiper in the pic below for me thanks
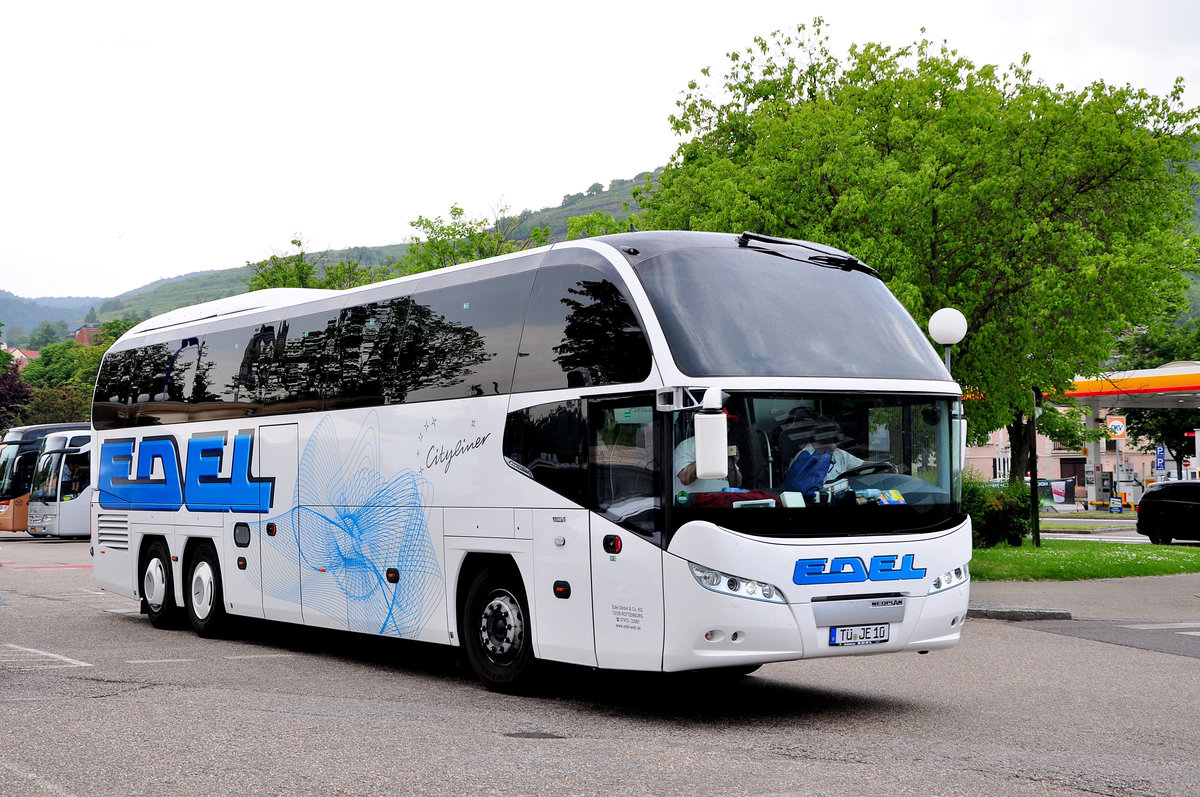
[736,232,881,278]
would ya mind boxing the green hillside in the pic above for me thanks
[91,175,649,324]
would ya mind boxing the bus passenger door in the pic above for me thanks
[590,515,664,670]
[258,423,303,624]
[587,396,665,671]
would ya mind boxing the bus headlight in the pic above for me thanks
[688,562,786,604]
[927,563,970,595]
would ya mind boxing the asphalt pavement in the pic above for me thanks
[968,524,1200,622]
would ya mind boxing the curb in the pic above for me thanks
[967,601,1072,621]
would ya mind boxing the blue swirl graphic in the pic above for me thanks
[257,412,443,637]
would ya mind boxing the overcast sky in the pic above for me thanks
[2,0,1197,300]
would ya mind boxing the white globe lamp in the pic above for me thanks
[929,308,967,371]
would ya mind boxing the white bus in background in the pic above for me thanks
[0,422,89,534]
[27,431,93,539]
[90,230,970,691]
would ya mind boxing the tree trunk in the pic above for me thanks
[1006,412,1035,483]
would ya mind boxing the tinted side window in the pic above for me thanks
[514,266,652,393]
[333,297,411,409]
[109,338,201,428]
[268,311,340,412]
[190,328,262,420]
[503,400,586,505]
[404,271,535,403]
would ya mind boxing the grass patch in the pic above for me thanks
[1038,522,1130,532]
[971,539,1200,581]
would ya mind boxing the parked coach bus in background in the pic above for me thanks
[27,431,93,539]
[0,422,89,534]
[90,231,970,691]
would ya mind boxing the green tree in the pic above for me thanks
[20,340,87,389]
[21,385,91,425]
[245,238,398,292]
[0,362,32,429]
[85,306,99,324]
[1111,320,1200,476]
[27,320,69,350]
[566,211,641,240]
[641,20,1200,482]
[398,205,549,275]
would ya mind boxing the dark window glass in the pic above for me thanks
[333,297,412,409]
[93,343,183,428]
[503,400,586,505]
[632,247,947,379]
[513,266,651,393]
[234,323,287,411]
[403,271,535,403]
[189,328,263,420]
[588,396,661,538]
[267,311,340,412]
[61,452,90,500]
[93,350,129,430]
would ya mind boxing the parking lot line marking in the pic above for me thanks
[2,644,92,668]
[10,564,93,570]
[1180,631,1200,637]
[127,658,197,664]
[1117,622,1200,630]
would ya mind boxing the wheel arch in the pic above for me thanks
[453,551,539,655]
[136,533,172,608]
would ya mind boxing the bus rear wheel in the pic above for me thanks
[142,540,179,628]
[186,542,227,638]
[462,564,534,692]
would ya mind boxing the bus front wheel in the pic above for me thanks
[142,540,179,628]
[462,564,534,692]
[186,543,227,638]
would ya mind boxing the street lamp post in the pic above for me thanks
[928,308,968,371]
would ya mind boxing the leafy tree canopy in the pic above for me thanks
[244,239,393,292]
[640,19,1200,479]
[398,205,550,275]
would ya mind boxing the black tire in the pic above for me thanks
[1149,534,1171,545]
[185,542,228,638]
[142,540,179,628]
[461,564,535,692]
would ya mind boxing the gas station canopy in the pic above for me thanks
[1065,361,1200,409]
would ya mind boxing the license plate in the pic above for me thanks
[829,624,890,646]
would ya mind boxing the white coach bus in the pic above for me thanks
[91,231,970,690]
[27,430,93,538]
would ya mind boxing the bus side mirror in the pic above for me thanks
[694,387,729,480]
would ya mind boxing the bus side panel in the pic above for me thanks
[590,515,664,671]
[222,513,265,619]
[258,424,304,625]
[58,485,92,538]
[530,508,596,667]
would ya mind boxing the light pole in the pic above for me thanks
[928,308,968,371]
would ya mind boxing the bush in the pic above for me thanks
[962,471,1031,548]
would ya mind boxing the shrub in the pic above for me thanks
[962,471,1031,548]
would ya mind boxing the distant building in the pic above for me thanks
[2,347,40,372]
[71,325,101,346]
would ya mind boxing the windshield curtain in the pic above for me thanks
[668,392,963,539]
[632,248,947,380]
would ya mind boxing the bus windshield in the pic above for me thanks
[632,245,947,380]
[0,443,18,499]
[669,392,963,539]
[31,451,64,503]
